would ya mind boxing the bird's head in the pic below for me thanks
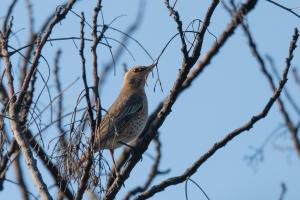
[122,64,155,91]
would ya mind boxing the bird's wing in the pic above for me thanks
[99,94,144,143]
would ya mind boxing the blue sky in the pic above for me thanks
[1,0,300,199]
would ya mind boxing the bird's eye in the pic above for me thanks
[133,68,145,73]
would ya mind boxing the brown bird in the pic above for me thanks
[94,64,155,172]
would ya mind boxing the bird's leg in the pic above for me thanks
[109,149,120,177]
[118,141,136,152]
[118,141,143,161]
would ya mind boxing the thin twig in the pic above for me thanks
[2,0,18,34]
[4,178,38,200]
[278,182,287,200]
[1,18,52,200]
[99,0,145,87]
[134,45,291,200]
[123,136,168,200]
[74,1,105,197]
[13,154,30,200]
[15,0,77,108]
[91,0,104,127]
[183,0,258,87]
[185,178,210,200]
[265,0,300,19]
[242,24,300,158]
[266,55,300,116]
[104,1,258,199]
[164,0,189,60]
[54,49,66,137]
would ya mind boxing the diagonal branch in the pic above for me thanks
[15,0,77,108]
[24,129,74,199]
[133,40,292,200]
[278,182,287,200]
[242,24,300,157]
[123,136,167,200]
[99,0,146,87]
[2,0,18,34]
[13,154,29,200]
[266,55,300,116]
[265,0,300,19]
[1,22,52,199]
[190,0,220,62]
[103,1,258,199]
[105,0,220,191]
[164,0,189,60]
[183,0,258,88]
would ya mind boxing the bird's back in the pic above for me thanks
[95,91,148,150]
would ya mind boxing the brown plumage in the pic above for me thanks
[95,64,154,150]
[87,64,155,173]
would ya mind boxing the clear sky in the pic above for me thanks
[1,0,300,199]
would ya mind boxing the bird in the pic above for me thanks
[92,63,155,174]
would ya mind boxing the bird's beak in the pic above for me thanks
[144,63,156,80]
[145,63,156,72]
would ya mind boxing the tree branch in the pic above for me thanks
[1,21,52,199]
[13,154,29,200]
[242,24,300,157]
[91,0,104,126]
[2,0,18,34]
[123,136,167,200]
[103,1,258,199]
[265,0,300,19]
[164,0,189,60]
[133,42,292,200]
[99,0,146,87]
[15,0,77,108]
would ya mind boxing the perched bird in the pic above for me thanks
[93,64,155,171]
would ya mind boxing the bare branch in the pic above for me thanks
[16,0,77,108]
[73,11,94,200]
[24,129,74,200]
[75,0,105,197]
[1,18,52,199]
[134,45,292,200]
[292,68,300,88]
[278,182,287,200]
[1,0,297,199]
[18,0,36,85]
[190,0,219,62]
[99,0,146,87]
[103,1,258,199]
[183,0,258,88]
[91,0,105,126]
[185,178,210,200]
[265,0,300,19]
[242,24,300,157]
[123,136,167,200]
[0,132,74,199]
[0,136,18,190]
[266,55,300,116]
[24,0,34,33]
[4,178,38,200]
[54,49,65,136]
[1,23,16,99]
[8,114,52,200]
[13,154,29,200]
[2,0,18,34]
[164,0,189,60]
